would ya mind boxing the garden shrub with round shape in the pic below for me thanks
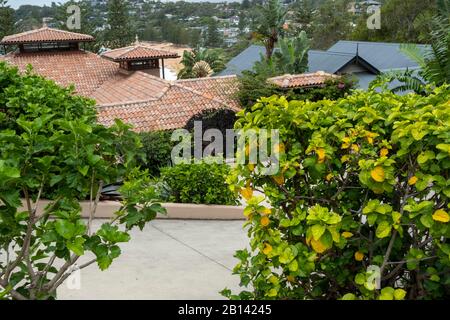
[223,85,450,300]
[160,160,239,205]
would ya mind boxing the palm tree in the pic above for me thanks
[177,48,225,79]
[376,0,450,93]
[253,0,287,59]
[273,31,310,75]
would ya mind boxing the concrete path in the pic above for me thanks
[58,219,248,300]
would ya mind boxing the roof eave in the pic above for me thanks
[0,38,95,45]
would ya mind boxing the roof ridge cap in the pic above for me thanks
[173,83,234,108]
[175,74,237,83]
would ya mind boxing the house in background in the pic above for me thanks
[0,26,240,132]
[218,40,430,89]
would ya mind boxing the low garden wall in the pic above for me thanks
[21,199,245,220]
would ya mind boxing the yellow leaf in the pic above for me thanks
[342,231,353,238]
[341,137,351,149]
[365,132,378,145]
[260,216,270,227]
[273,174,284,185]
[245,144,250,156]
[306,234,312,246]
[351,144,360,153]
[240,187,253,200]
[326,173,333,181]
[354,251,364,261]
[261,207,272,215]
[274,143,285,153]
[342,137,351,143]
[371,166,386,182]
[262,243,272,255]
[316,148,326,163]
[247,163,255,171]
[310,238,327,253]
[341,155,350,162]
[380,148,389,157]
[408,176,418,185]
[286,275,295,283]
[432,209,450,223]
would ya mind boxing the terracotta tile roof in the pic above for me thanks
[101,44,179,61]
[0,50,119,96]
[175,75,240,109]
[97,77,241,132]
[1,45,241,131]
[91,71,171,105]
[0,27,94,44]
[267,71,339,89]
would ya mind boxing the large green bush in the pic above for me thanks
[0,62,164,300]
[224,85,450,300]
[160,161,239,205]
[138,130,174,177]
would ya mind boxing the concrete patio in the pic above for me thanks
[58,219,248,300]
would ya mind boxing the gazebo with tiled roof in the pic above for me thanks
[0,26,94,53]
[101,37,180,79]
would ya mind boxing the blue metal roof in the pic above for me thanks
[327,40,428,71]
[308,50,356,73]
[217,41,429,89]
[218,45,359,76]
[219,44,266,76]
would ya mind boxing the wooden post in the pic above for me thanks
[161,58,165,79]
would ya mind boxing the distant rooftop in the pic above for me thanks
[327,40,429,71]
[101,42,179,61]
[0,26,94,45]
[267,71,339,89]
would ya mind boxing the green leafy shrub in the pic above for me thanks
[138,130,174,177]
[160,161,239,205]
[224,84,450,300]
[0,62,165,300]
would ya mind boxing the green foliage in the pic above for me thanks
[0,0,14,48]
[138,130,174,177]
[253,0,287,59]
[177,48,226,79]
[351,0,438,44]
[160,161,238,205]
[401,15,450,86]
[310,0,353,50]
[105,0,135,48]
[271,31,310,75]
[372,4,450,93]
[205,18,223,48]
[225,84,450,300]
[0,62,165,300]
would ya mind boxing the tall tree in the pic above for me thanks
[351,0,438,44]
[54,1,99,51]
[0,0,15,45]
[253,0,287,59]
[310,0,353,50]
[205,18,223,48]
[289,0,316,36]
[105,0,134,48]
